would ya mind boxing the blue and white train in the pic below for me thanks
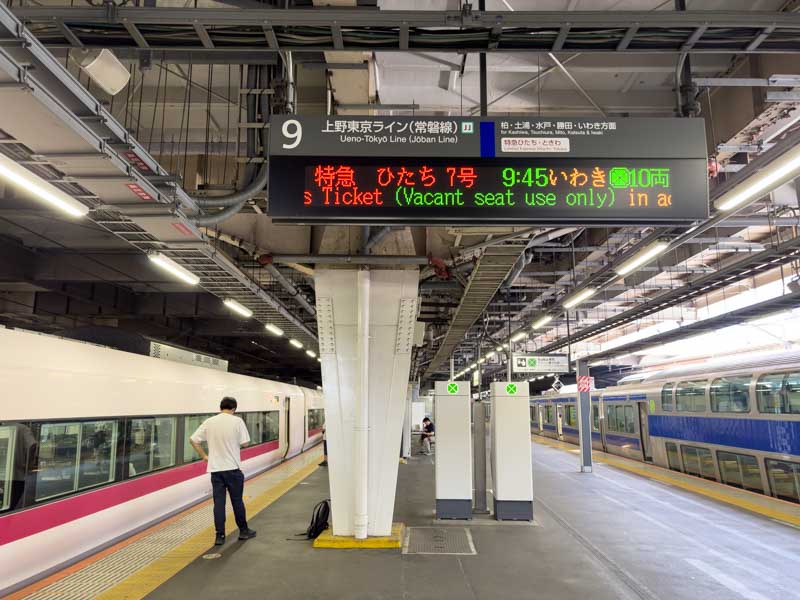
[531,352,800,503]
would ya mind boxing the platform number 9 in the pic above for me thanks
[282,119,302,150]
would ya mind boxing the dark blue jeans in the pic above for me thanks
[211,469,248,535]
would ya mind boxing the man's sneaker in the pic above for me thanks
[238,528,257,541]
[318,460,328,467]
[215,533,225,546]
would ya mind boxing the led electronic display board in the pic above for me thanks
[268,116,709,225]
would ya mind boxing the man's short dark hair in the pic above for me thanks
[220,397,238,411]
[423,417,431,423]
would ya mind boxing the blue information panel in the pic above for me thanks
[268,116,708,225]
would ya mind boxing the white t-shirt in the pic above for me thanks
[190,412,251,473]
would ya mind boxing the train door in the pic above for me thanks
[598,400,608,452]
[637,402,652,462]
[537,406,544,433]
[556,404,564,440]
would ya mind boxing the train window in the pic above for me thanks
[765,459,800,503]
[265,411,280,443]
[606,406,618,432]
[307,409,325,434]
[183,414,214,463]
[0,425,16,511]
[565,405,577,427]
[675,381,707,412]
[545,405,554,424]
[128,417,176,477]
[756,374,786,414]
[624,405,636,434]
[786,373,800,414]
[592,405,599,430]
[78,421,118,491]
[35,422,81,501]
[717,451,763,493]
[665,442,681,471]
[243,413,264,444]
[680,445,716,480]
[661,384,674,412]
[710,376,751,413]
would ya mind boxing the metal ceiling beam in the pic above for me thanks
[11,8,800,54]
[586,288,800,362]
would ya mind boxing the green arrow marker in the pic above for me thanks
[447,383,458,394]
[506,383,517,395]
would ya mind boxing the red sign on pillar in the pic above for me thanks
[578,376,592,393]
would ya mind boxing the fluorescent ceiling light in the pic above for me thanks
[316,385,322,391]
[223,298,253,318]
[470,363,477,369]
[495,346,503,352]
[289,338,303,349]
[478,358,486,364]
[486,351,496,358]
[511,331,527,342]
[537,375,545,380]
[148,253,199,286]
[615,240,670,276]
[716,143,800,212]
[563,288,596,309]
[306,349,317,358]
[532,315,553,329]
[547,373,555,377]
[265,323,284,336]
[502,343,509,349]
[0,152,88,218]
[317,357,321,363]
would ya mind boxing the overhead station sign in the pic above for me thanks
[512,354,569,374]
[268,116,708,225]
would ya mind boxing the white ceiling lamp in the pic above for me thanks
[147,252,200,286]
[563,287,596,309]
[502,343,509,349]
[317,357,321,363]
[470,362,477,369]
[289,338,303,349]
[0,152,88,218]
[495,345,503,352]
[716,142,800,212]
[532,315,553,330]
[510,331,527,343]
[306,349,317,358]
[486,351,496,358]
[478,357,486,364]
[614,240,670,276]
[265,323,284,336]
[79,49,131,96]
[223,298,253,319]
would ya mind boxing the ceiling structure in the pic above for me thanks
[1,0,800,391]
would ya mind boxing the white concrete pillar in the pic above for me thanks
[315,268,419,537]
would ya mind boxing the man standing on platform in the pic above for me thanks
[190,397,258,546]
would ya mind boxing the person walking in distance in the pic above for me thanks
[190,397,257,546]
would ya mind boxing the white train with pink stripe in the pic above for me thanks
[0,326,324,596]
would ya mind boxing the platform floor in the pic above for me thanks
[140,440,800,600]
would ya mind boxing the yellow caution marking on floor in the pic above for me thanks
[95,461,319,600]
[313,523,405,549]
[531,435,800,528]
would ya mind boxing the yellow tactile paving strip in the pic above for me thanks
[313,523,405,549]
[532,435,800,527]
[11,447,322,600]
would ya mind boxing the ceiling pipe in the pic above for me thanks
[362,226,405,254]
[264,254,431,266]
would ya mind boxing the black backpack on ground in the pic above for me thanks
[305,499,330,539]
